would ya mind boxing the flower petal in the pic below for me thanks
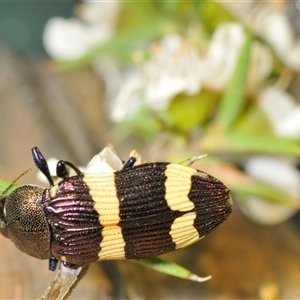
[85,147,123,174]
[242,156,300,225]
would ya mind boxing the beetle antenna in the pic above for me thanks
[1,169,31,198]
[31,147,54,187]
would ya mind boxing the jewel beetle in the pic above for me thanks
[0,147,232,271]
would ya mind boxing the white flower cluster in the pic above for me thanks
[43,1,121,60]
[111,23,272,122]
[219,1,300,71]
[42,4,272,122]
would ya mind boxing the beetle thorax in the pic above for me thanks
[0,185,51,260]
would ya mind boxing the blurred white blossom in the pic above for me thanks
[43,1,120,59]
[43,4,273,124]
[203,22,272,90]
[247,42,273,88]
[112,23,272,122]
[36,157,60,184]
[110,68,144,122]
[219,1,300,70]
[143,34,204,110]
[242,156,300,225]
[111,33,205,122]
[202,23,245,90]
[254,9,300,71]
[258,86,300,138]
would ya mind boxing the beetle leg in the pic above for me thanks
[62,261,80,269]
[49,257,58,271]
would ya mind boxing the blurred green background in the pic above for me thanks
[0,2,74,55]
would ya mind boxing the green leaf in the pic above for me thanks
[232,180,300,208]
[0,179,19,197]
[137,257,211,282]
[119,1,165,28]
[202,130,300,156]
[197,1,236,33]
[216,30,253,129]
[233,103,273,135]
[226,132,300,155]
[167,91,219,134]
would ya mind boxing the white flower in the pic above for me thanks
[258,86,300,138]
[254,10,300,70]
[43,17,113,60]
[85,147,123,174]
[36,157,60,184]
[218,2,300,71]
[110,69,144,123]
[143,34,204,110]
[203,23,245,90]
[43,1,121,60]
[76,1,120,25]
[241,157,300,225]
[204,22,272,90]
[111,23,272,122]
[276,107,300,138]
[247,41,273,89]
[111,34,205,122]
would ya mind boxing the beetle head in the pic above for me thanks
[0,185,51,259]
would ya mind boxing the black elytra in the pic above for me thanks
[0,147,233,271]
